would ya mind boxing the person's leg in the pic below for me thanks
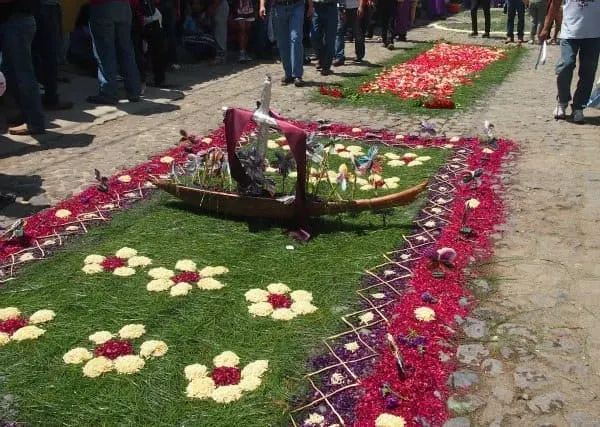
[290,2,305,79]
[482,1,491,34]
[275,5,293,79]
[555,39,579,108]
[238,20,249,60]
[310,4,324,67]
[214,0,230,61]
[506,0,515,39]
[572,38,600,111]
[146,21,167,85]
[321,4,338,71]
[352,9,365,59]
[0,15,45,133]
[34,4,61,106]
[394,1,410,40]
[89,3,119,101]
[470,3,478,34]
[516,0,525,40]
[158,0,179,66]
[113,2,141,99]
[131,20,146,85]
[334,8,347,63]
[536,5,546,39]
[380,0,392,45]
[529,2,538,41]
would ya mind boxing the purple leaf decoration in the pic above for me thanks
[421,291,437,304]
[421,246,438,261]
[385,395,400,409]
[437,247,457,266]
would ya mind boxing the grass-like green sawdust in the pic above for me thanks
[0,141,447,426]
[442,9,508,33]
[313,41,525,115]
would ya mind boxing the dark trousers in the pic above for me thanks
[470,0,490,34]
[378,0,396,45]
[158,0,179,64]
[33,4,62,104]
[335,8,365,61]
[133,21,167,85]
[310,2,338,70]
[506,0,525,38]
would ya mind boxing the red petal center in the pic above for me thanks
[173,271,200,284]
[267,293,292,309]
[94,339,134,359]
[101,257,126,271]
[211,366,241,386]
[0,317,28,335]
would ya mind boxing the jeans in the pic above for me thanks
[213,0,230,58]
[335,8,365,61]
[274,2,305,78]
[33,3,62,104]
[0,15,45,131]
[311,2,338,70]
[528,2,546,39]
[556,38,600,110]
[89,1,141,100]
[158,0,179,64]
[470,0,490,34]
[506,0,524,38]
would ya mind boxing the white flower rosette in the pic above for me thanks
[245,284,317,321]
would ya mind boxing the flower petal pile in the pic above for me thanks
[0,307,55,346]
[359,43,505,103]
[146,260,229,296]
[245,284,317,321]
[63,324,167,378]
[185,351,268,403]
[82,247,151,276]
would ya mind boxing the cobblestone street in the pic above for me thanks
[2,13,600,426]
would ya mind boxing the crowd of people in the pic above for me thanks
[0,0,598,136]
[0,0,449,135]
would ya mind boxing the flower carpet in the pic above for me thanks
[0,120,515,426]
[318,42,524,113]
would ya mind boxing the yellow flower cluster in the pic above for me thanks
[358,311,375,325]
[414,306,436,322]
[245,284,317,321]
[89,331,114,345]
[55,209,72,219]
[118,324,146,339]
[139,340,168,359]
[63,347,93,364]
[0,307,55,346]
[304,412,325,426]
[146,260,229,297]
[375,413,406,427]
[185,352,269,404]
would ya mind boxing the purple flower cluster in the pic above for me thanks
[397,332,427,349]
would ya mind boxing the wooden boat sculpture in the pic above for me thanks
[153,75,429,221]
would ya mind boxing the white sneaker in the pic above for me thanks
[554,104,567,120]
[572,108,585,124]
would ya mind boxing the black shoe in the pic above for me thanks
[315,63,323,71]
[293,77,304,87]
[320,69,333,76]
[481,32,490,38]
[398,34,407,42]
[333,58,344,67]
[470,32,478,37]
[353,58,364,64]
[386,43,395,50]
[281,76,293,86]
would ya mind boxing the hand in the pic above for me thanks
[539,26,550,41]
[357,6,364,17]
[259,6,267,18]
[306,3,314,17]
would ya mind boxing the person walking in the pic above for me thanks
[378,0,396,48]
[469,0,490,38]
[505,0,525,43]
[311,0,337,76]
[541,0,600,124]
[527,0,546,44]
[87,0,142,104]
[261,0,313,86]
[0,0,46,135]
[158,0,181,70]
[208,0,229,64]
[333,0,366,66]
[33,0,74,111]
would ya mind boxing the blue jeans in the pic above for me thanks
[556,38,600,110]
[311,2,338,70]
[506,0,524,38]
[0,15,45,131]
[33,4,63,104]
[274,2,305,79]
[335,8,365,61]
[89,1,141,100]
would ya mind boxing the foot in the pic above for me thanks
[505,36,514,44]
[353,58,364,64]
[8,123,45,136]
[238,51,252,63]
[517,37,524,44]
[315,63,323,71]
[7,114,24,126]
[86,95,118,105]
[128,96,141,103]
[398,34,407,42]
[281,76,293,86]
[170,64,182,71]
[320,68,333,76]
[553,103,567,120]
[293,77,304,87]
[333,58,344,67]
[481,32,490,38]
[572,108,585,124]
[211,56,226,65]
[43,100,74,111]
[366,33,373,39]
[470,32,478,37]
[528,38,536,44]
[386,43,394,50]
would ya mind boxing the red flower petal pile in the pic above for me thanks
[173,271,201,284]
[424,99,456,109]
[101,257,126,271]
[320,85,344,99]
[211,367,242,386]
[0,318,28,335]
[267,293,292,309]
[94,340,134,359]
[359,43,504,104]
